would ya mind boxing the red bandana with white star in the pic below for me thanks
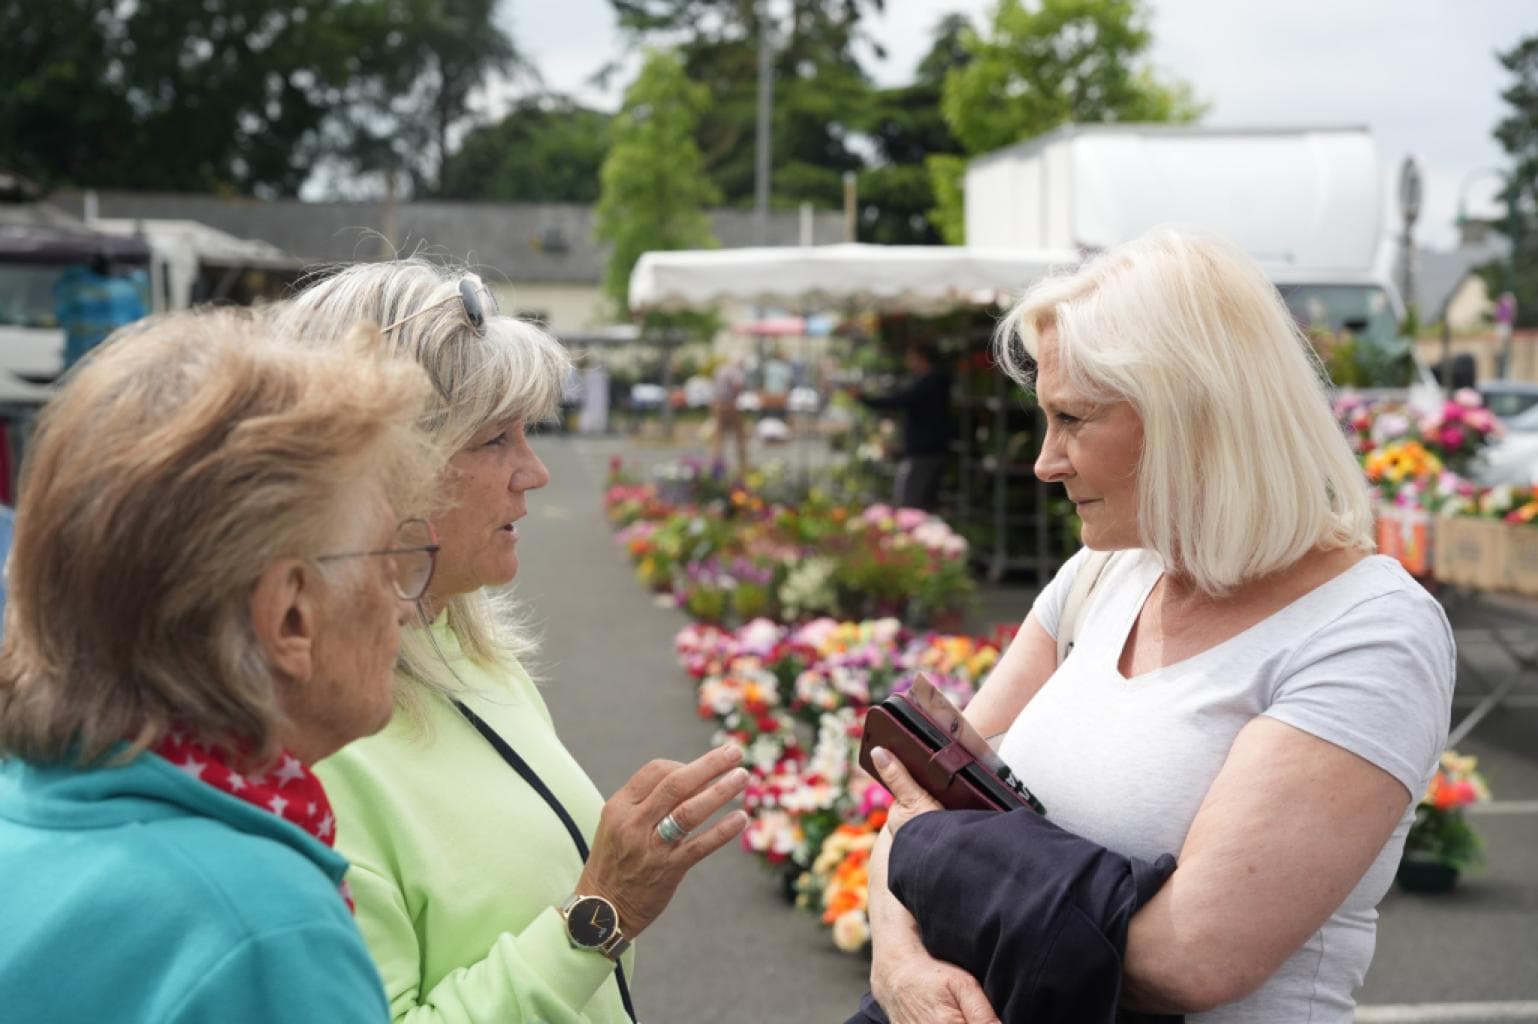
[151,733,352,911]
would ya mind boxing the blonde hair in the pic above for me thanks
[995,229,1373,595]
[273,259,572,704]
[0,309,440,767]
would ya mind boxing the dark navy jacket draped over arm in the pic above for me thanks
[848,808,1181,1024]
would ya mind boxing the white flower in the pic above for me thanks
[831,910,870,952]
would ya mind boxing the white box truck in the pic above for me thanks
[964,124,1430,390]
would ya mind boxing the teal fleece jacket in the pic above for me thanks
[0,750,389,1023]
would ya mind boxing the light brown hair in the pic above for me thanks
[0,309,440,766]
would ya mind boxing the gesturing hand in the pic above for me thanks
[576,744,749,938]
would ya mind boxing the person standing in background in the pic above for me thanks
[857,342,952,512]
[52,249,147,373]
[709,356,750,475]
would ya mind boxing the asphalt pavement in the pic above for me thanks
[515,433,1538,1024]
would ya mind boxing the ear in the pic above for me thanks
[251,558,317,685]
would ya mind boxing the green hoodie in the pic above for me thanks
[316,618,633,1024]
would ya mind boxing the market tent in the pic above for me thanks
[93,218,304,308]
[628,243,1079,314]
[628,241,1078,584]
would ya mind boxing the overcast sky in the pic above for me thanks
[504,0,1535,250]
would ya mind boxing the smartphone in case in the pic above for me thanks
[859,675,1045,815]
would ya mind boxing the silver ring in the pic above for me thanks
[656,812,688,844]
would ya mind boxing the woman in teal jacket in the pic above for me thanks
[0,309,442,1022]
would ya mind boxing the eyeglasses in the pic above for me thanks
[316,518,440,602]
[379,274,499,336]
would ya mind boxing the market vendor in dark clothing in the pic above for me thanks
[857,342,952,512]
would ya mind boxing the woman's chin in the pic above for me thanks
[482,555,520,590]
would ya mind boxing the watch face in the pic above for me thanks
[567,896,618,948]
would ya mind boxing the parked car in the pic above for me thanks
[1478,380,1538,424]
[1474,400,1538,486]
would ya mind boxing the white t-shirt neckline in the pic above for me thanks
[1105,553,1391,684]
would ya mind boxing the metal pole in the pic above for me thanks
[843,171,857,243]
[660,330,677,441]
[1397,156,1422,333]
[1499,179,1520,379]
[1439,317,1452,399]
[753,1,774,246]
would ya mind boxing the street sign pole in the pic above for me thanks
[1398,156,1422,333]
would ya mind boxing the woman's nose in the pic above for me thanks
[511,448,550,492]
[1035,434,1070,483]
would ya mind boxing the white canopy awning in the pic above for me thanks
[628,243,1080,314]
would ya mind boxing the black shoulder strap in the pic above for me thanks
[454,700,638,1023]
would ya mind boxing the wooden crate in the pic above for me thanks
[1432,517,1508,590]
[1501,524,1538,597]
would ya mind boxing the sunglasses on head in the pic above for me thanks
[380,274,499,336]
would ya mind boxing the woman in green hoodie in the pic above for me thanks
[280,261,750,1024]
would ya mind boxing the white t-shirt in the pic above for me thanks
[997,548,1455,1024]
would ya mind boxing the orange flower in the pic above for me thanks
[822,886,863,922]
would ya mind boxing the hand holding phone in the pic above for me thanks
[858,675,1044,815]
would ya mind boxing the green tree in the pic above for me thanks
[611,0,881,210]
[856,13,970,244]
[1483,35,1538,328]
[593,50,720,316]
[0,0,515,196]
[330,0,522,195]
[928,0,1204,242]
[439,96,610,203]
[0,0,364,193]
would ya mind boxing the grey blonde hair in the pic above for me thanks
[274,259,572,705]
[0,309,441,767]
[994,229,1373,595]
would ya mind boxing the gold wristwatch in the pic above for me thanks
[557,893,631,961]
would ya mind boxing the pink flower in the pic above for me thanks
[1453,387,1483,409]
[857,780,894,817]
[862,504,892,523]
[1466,409,1499,435]
[1439,426,1467,449]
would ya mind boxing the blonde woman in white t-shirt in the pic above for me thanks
[865,229,1454,1024]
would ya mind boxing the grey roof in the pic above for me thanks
[0,200,152,263]
[1405,236,1511,317]
[50,190,849,285]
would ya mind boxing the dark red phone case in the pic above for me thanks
[858,695,1040,814]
